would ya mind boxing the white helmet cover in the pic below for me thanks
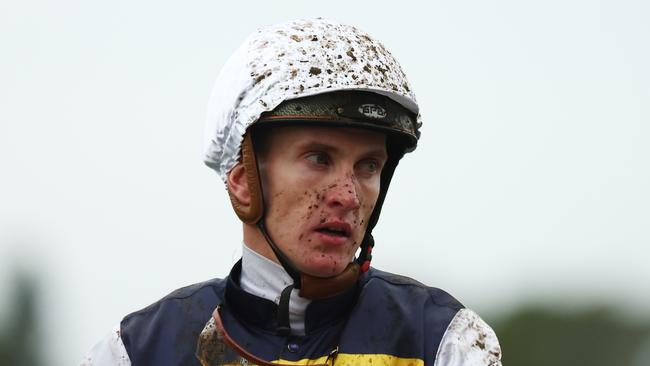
[203,18,421,181]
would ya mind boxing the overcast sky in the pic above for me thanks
[1,0,649,364]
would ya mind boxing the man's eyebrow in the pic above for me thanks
[297,141,340,154]
[298,141,388,160]
[364,148,389,160]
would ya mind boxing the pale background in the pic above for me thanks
[1,0,648,364]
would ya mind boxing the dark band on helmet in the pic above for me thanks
[257,91,420,153]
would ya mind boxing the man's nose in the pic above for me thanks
[324,174,361,211]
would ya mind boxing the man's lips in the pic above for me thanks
[313,220,353,238]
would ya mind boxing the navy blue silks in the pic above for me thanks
[121,261,463,366]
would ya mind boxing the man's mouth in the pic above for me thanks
[316,228,347,237]
[314,221,352,238]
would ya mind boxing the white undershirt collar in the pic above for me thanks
[240,243,311,335]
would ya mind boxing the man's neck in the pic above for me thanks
[240,243,311,335]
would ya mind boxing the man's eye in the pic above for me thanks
[358,159,380,174]
[306,153,329,165]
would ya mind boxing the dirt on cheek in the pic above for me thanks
[303,187,326,221]
[269,189,311,245]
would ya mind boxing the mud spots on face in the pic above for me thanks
[299,233,304,240]
[330,261,338,275]
[304,188,324,221]
[291,69,298,79]
[290,34,302,42]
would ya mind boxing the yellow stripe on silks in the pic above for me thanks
[277,353,424,366]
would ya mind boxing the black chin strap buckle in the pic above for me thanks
[276,284,294,336]
[357,235,375,273]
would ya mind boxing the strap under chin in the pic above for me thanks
[257,220,303,287]
[276,284,294,336]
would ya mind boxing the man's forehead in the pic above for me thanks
[259,125,387,155]
[269,125,386,143]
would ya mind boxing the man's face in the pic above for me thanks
[259,125,387,278]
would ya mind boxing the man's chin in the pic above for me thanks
[299,259,351,279]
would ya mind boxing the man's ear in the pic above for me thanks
[227,163,251,206]
[227,134,264,223]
